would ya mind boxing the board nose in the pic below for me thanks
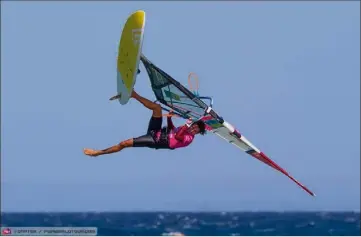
[132,10,146,25]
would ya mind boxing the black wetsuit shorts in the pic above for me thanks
[133,116,172,149]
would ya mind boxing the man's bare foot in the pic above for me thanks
[131,90,137,98]
[83,148,101,157]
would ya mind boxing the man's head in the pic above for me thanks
[187,120,206,135]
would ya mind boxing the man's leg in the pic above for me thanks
[83,91,163,157]
[131,90,162,117]
[83,138,133,157]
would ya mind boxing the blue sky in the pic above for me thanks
[1,1,359,212]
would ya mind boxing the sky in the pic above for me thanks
[1,1,360,212]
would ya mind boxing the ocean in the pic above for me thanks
[1,212,360,236]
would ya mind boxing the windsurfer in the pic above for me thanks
[83,90,206,157]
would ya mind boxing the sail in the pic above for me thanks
[140,54,211,120]
[140,54,315,196]
[200,115,315,196]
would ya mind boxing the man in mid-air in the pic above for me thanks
[83,90,206,157]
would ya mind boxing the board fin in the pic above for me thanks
[109,94,122,101]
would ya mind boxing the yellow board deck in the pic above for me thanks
[110,10,145,104]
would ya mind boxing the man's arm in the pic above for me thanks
[174,119,192,141]
[175,125,188,141]
[167,116,175,130]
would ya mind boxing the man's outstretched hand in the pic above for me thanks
[167,109,175,118]
[185,117,193,127]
